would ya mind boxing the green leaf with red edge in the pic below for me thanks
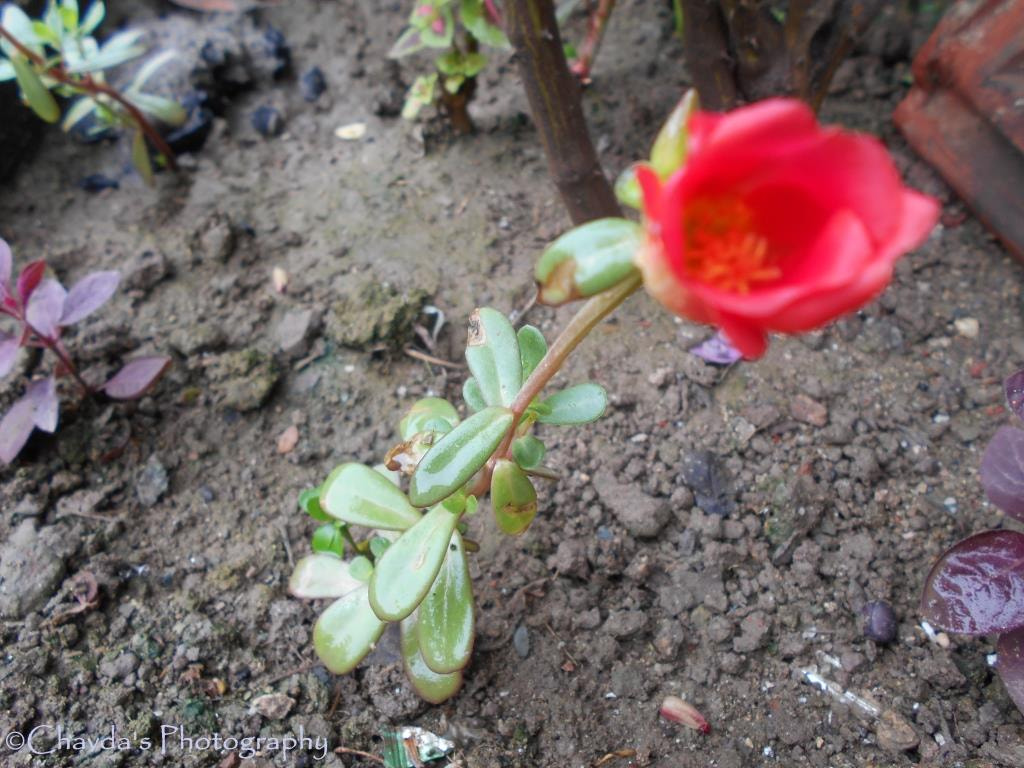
[537,382,607,425]
[920,530,1024,635]
[401,612,463,703]
[535,218,642,305]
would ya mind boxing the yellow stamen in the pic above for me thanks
[683,197,779,294]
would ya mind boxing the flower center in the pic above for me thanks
[683,197,779,293]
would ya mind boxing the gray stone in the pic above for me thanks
[0,520,67,618]
[733,611,771,653]
[326,275,428,349]
[593,470,670,538]
[602,609,647,639]
[207,348,282,411]
[275,308,320,358]
[513,624,530,659]
[136,455,169,508]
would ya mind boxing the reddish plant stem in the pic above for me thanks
[0,24,177,170]
[468,272,641,497]
[570,0,617,83]
[505,0,619,225]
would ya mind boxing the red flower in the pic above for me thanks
[635,98,939,359]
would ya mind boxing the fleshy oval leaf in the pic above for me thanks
[289,553,362,599]
[996,626,1024,715]
[462,377,486,412]
[311,523,346,557]
[920,530,1024,635]
[399,397,459,441]
[511,435,545,471]
[491,458,538,536]
[980,426,1024,524]
[401,613,463,703]
[321,463,422,530]
[368,504,460,622]
[465,308,522,407]
[535,218,642,305]
[517,325,547,380]
[60,270,120,325]
[418,531,474,673]
[299,487,332,522]
[313,585,386,674]
[409,405,514,507]
[614,164,643,210]
[537,382,607,425]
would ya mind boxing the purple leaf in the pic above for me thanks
[1006,370,1024,424]
[0,237,11,291]
[920,530,1024,635]
[997,626,1024,715]
[16,259,46,305]
[60,270,120,325]
[690,332,742,366]
[0,332,18,378]
[980,426,1024,523]
[0,396,36,464]
[103,355,171,400]
[27,376,58,433]
[25,278,67,339]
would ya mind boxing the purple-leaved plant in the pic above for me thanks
[920,370,1024,715]
[0,236,171,463]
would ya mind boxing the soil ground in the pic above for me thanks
[2,1,1023,766]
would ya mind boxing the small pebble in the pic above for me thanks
[954,317,979,339]
[334,122,366,140]
[78,174,119,192]
[862,600,897,644]
[512,624,530,658]
[300,66,327,102]
[251,106,284,137]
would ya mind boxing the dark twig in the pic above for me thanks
[569,0,617,83]
[505,0,619,225]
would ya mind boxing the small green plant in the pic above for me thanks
[389,0,509,132]
[0,0,184,182]
[289,93,939,703]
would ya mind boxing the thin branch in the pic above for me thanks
[505,0,619,225]
[0,24,177,170]
[569,0,617,83]
[678,0,738,109]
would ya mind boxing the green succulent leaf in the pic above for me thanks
[491,459,538,535]
[462,377,486,412]
[311,523,346,557]
[459,0,510,48]
[369,536,391,560]
[614,164,644,210]
[321,463,422,530]
[401,613,463,703]
[368,504,460,621]
[299,487,331,522]
[402,72,437,120]
[511,435,546,470]
[517,325,547,380]
[80,0,105,35]
[465,307,522,407]
[313,585,385,674]
[650,88,698,178]
[131,130,154,185]
[10,55,59,123]
[417,531,474,673]
[538,382,608,425]
[389,25,425,58]
[128,91,187,127]
[349,555,374,582]
[289,553,362,599]
[399,397,459,441]
[535,218,642,305]
[409,406,514,507]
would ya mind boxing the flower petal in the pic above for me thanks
[715,313,768,360]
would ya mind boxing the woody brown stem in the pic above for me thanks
[505,0,619,225]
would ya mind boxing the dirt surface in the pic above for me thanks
[2,1,1023,766]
